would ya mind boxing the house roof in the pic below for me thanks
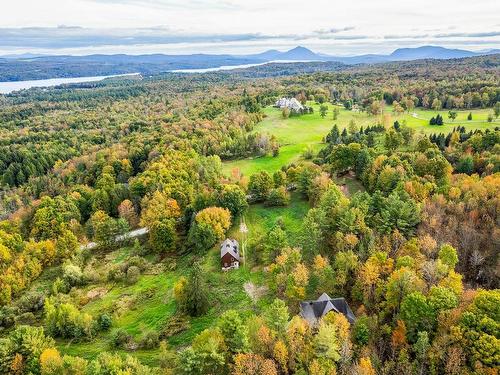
[220,239,240,261]
[300,293,356,325]
[275,97,304,111]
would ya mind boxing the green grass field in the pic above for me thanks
[395,106,497,134]
[223,103,498,176]
[228,192,310,245]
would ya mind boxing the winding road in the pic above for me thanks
[79,227,149,250]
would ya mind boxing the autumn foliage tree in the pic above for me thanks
[140,191,181,253]
[233,353,277,375]
[188,207,231,251]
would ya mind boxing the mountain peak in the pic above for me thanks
[390,45,476,59]
[280,46,319,60]
[288,46,312,52]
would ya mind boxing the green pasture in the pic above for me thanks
[223,103,498,176]
[228,192,310,246]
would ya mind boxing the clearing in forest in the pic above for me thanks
[223,103,498,176]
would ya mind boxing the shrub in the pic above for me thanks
[40,348,63,375]
[159,341,177,370]
[173,276,187,305]
[85,268,102,286]
[62,263,84,286]
[51,277,69,295]
[44,298,95,340]
[282,107,290,119]
[140,330,160,349]
[87,352,153,374]
[0,306,16,329]
[131,239,147,256]
[272,145,280,157]
[161,315,191,338]
[126,266,141,284]
[17,291,45,313]
[107,264,126,282]
[127,256,148,271]
[273,170,287,187]
[265,187,290,207]
[16,312,37,325]
[302,145,314,160]
[62,355,88,373]
[111,328,132,348]
[97,313,112,331]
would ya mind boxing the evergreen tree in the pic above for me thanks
[182,263,209,317]
[326,125,340,144]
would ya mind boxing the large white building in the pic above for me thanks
[275,97,304,112]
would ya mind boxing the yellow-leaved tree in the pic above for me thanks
[188,206,231,251]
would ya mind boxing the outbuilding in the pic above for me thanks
[220,239,240,270]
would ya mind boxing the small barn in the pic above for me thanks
[220,239,240,270]
[300,293,355,326]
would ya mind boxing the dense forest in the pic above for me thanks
[0,55,498,375]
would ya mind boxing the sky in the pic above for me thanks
[1,0,499,56]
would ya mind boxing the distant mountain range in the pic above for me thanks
[241,45,500,64]
[1,45,499,82]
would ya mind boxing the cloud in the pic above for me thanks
[314,26,355,35]
[84,0,238,10]
[0,23,498,56]
[383,34,431,40]
[383,31,500,40]
[0,27,279,48]
[434,31,500,38]
[0,26,373,50]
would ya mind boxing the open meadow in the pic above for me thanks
[223,103,498,176]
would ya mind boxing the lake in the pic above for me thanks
[0,73,140,94]
[171,60,315,73]
[0,60,313,93]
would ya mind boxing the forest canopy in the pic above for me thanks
[0,55,498,375]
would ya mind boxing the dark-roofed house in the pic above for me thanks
[300,293,356,326]
[220,239,240,270]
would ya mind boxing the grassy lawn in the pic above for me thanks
[228,192,310,246]
[223,103,498,176]
[332,174,365,196]
[223,103,376,176]
[394,106,498,134]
